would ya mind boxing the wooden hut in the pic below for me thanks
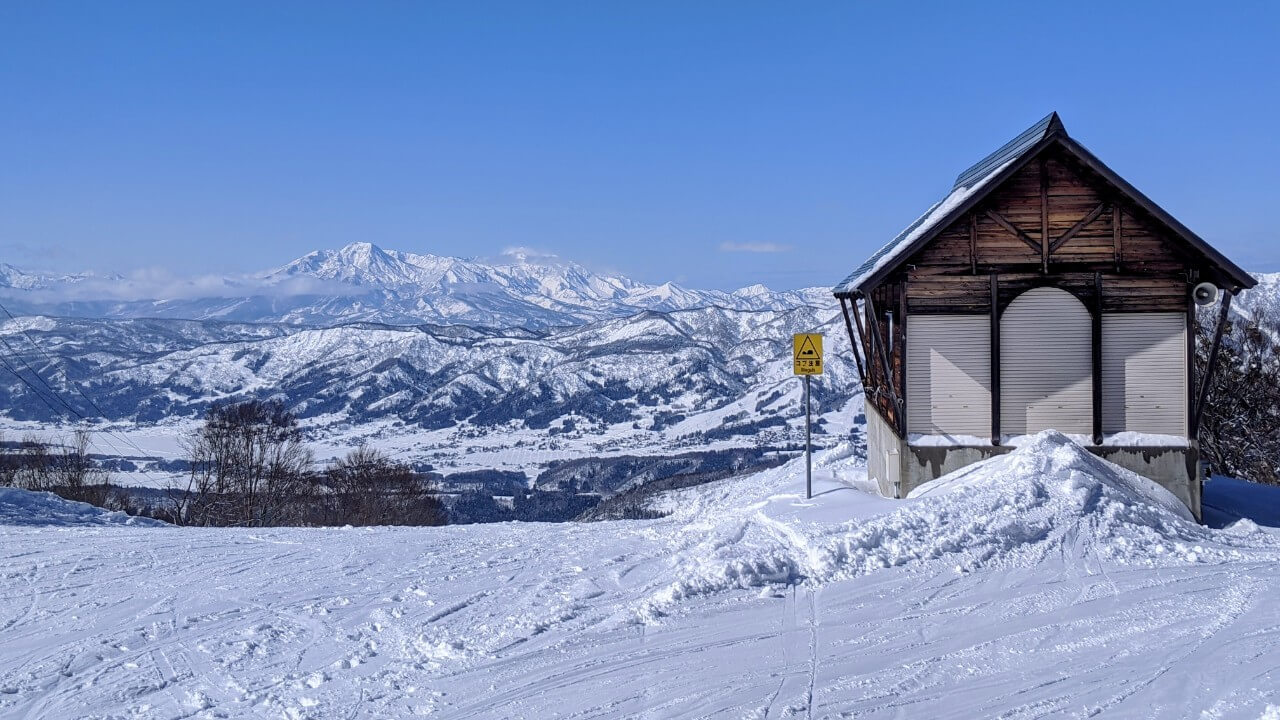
[832,113,1254,518]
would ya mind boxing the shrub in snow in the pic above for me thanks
[1196,311,1280,485]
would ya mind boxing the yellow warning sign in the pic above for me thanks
[793,333,823,375]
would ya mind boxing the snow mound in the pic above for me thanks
[0,487,164,527]
[643,431,1277,619]
[907,429,1192,516]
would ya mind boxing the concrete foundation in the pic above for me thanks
[864,403,1203,520]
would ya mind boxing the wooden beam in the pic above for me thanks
[969,213,978,275]
[1186,283,1196,440]
[865,291,901,434]
[984,209,1041,253]
[899,282,908,436]
[1049,202,1108,253]
[838,297,868,390]
[1191,290,1233,436]
[1092,272,1103,445]
[1040,157,1049,274]
[851,295,873,389]
[1112,205,1123,270]
[990,273,1001,446]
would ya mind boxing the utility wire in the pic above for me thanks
[0,303,174,485]
[0,303,116,423]
[0,332,85,419]
[0,352,70,420]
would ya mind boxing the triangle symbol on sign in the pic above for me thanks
[797,336,818,358]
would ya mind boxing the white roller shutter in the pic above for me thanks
[906,316,991,437]
[1102,313,1187,436]
[1000,287,1093,436]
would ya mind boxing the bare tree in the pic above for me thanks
[323,445,445,526]
[172,400,315,526]
[50,430,110,505]
[1197,314,1280,484]
[12,435,54,492]
[0,432,14,488]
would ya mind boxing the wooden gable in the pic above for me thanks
[903,145,1201,316]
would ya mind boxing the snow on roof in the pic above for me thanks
[833,112,1061,296]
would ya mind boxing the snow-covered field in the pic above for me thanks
[0,387,864,491]
[4,432,1280,719]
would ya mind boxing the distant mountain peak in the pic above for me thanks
[0,244,832,329]
[732,284,772,297]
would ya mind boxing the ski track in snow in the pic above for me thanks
[3,434,1280,719]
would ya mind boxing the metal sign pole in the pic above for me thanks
[805,374,812,500]
[791,332,822,502]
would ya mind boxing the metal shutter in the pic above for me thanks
[999,287,1093,436]
[1102,313,1187,436]
[906,315,991,437]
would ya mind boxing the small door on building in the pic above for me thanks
[1102,313,1187,436]
[1000,287,1093,436]
[906,315,991,438]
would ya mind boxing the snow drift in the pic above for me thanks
[0,487,164,527]
[644,431,1276,618]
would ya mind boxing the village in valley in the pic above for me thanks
[2,4,1279,719]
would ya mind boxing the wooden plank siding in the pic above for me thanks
[894,147,1195,317]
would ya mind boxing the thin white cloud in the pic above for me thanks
[1,267,366,304]
[718,242,793,254]
[497,246,559,262]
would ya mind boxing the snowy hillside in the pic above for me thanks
[0,243,829,328]
[1236,271,1280,324]
[0,302,860,482]
[3,432,1279,718]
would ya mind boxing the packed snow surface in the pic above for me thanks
[4,432,1280,718]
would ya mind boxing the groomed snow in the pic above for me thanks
[3,432,1280,718]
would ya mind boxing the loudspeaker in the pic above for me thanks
[1193,282,1219,306]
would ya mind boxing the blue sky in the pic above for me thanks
[1,2,1277,290]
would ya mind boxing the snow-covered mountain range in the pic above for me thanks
[0,246,856,478]
[0,243,827,328]
[0,304,856,456]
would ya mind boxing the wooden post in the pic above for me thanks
[1039,157,1049,275]
[1191,290,1233,436]
[1186,283,1197,440]
[852,296,874,391]
[865,291,901,434]
[1112,205,1123,271]
[969,213,978,275]
[990,273,1001,446]
[899,282,908,436]
[1092,272,1103,445]
[838,297,868,389]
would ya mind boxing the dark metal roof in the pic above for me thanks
[832,112,1256,296]
[833,113,1063,295]
[952,112,1062,190]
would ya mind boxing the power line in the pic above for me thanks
[0,304,175,485]
[0,332,85,419]
[0,303,113,422]
[0,351,70,420]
